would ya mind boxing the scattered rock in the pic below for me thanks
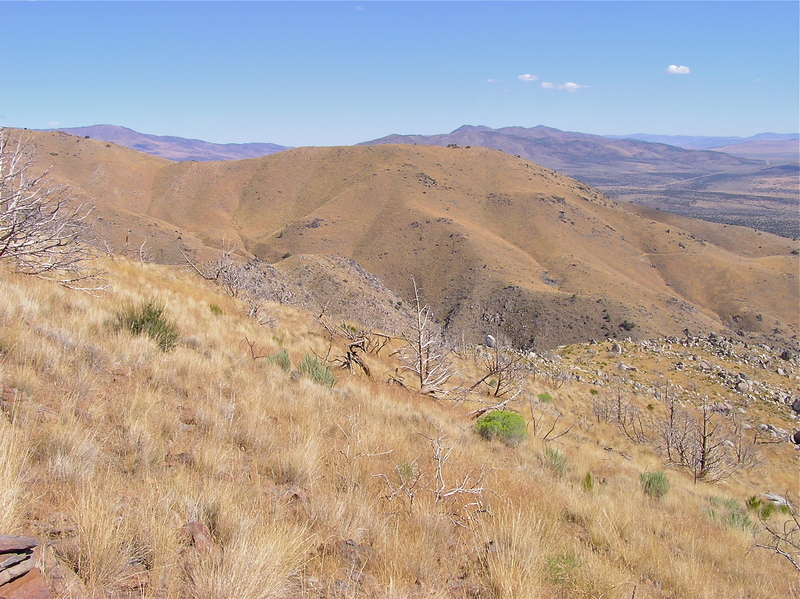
[711,402,734,415]
[792,398,800,414]
[734,380,752,393]
[792,430,800,445]
[336,539,374,568]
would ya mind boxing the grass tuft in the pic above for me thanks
[299,353,335,387]
[115,300,179,351]
[640,471,670,499]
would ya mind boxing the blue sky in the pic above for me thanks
[1,1,797,146]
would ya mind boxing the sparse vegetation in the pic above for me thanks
[266,348,291,372]
[299,353,335,387]
[543,446,568,476]
[0,258,796,598]
[706,496,752,531]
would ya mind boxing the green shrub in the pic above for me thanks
[115,301,179,351]
[209,304,223,315]
[640,471,670,499]
[620,320,636,331]
[299,354,335,387]
[266,349,291,372]
[473,410,528,445]
[543,446,568,476]
[582,472,594,492]
[707,497,753,531]
[537,392,554,402]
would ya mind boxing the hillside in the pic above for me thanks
[15,129,799,352]
[361,125,800,238]
[0,258,798,598]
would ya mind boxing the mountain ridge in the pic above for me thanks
[16,129,797,351]
[360,125,799,238]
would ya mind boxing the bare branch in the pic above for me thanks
[0,129,104,289]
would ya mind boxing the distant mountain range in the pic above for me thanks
[43,125,291,162]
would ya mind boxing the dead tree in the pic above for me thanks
[394,278,455,395]
[183,242,248,298]
[0,129,100,289]
[467,340,526,399]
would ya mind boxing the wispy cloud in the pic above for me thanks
[540,81,588,92]
[665,65,691,75]
[487,78,499,83]
[48,121,59,126]
[517,74,538,82]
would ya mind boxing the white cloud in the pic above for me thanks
[540,81,588,92]
[518,73,538,82]
[665,65,691,75]
[48,121,59,126]
[487,78,499,83]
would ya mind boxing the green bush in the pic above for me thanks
[537,392,554,402]
[640,471,670,499]
[209,304,223,315]
[116,301,179,351]
[473,410,528,445]
[266,349,291,372]
[582,472,594,492]
[299,354,335,387]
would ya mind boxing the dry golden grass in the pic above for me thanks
[0,258,797,598]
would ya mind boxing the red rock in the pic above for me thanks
[0,537,38,553]
[182,521,214,553]
[0,568,51,599]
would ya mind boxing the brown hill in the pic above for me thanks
[18,129,800,350]
[361,125,800,238]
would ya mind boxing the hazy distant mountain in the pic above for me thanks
[43,125,290,162]
[361,125,799,238]
[607,132,800,163]
[607,132,799,149]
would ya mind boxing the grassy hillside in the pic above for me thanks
[18,130,799,351]
[0,258,798,598]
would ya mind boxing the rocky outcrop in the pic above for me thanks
[0,536,50,599]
